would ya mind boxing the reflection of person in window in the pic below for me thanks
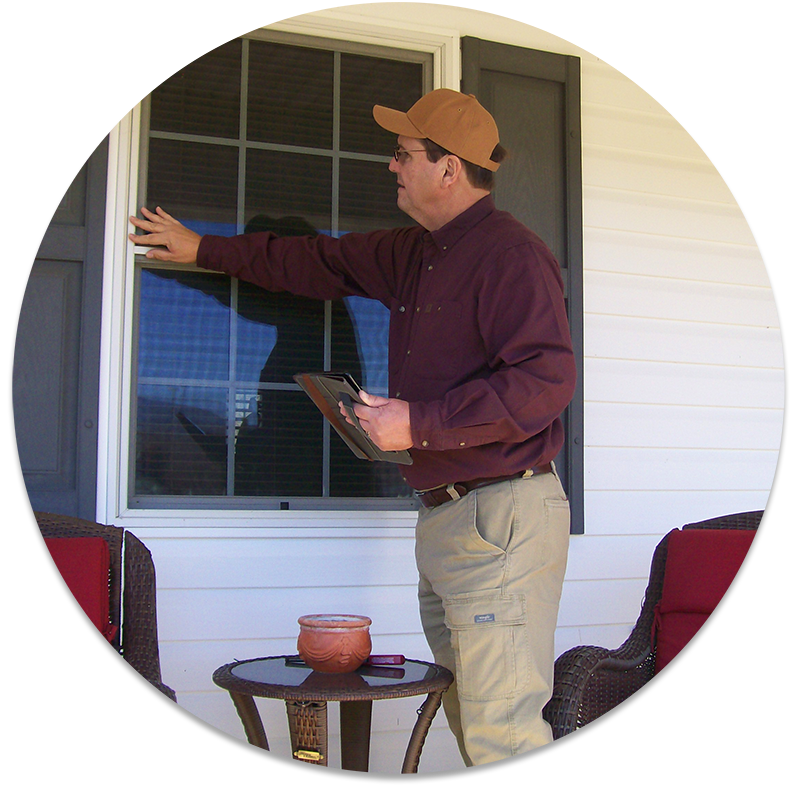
[130,89,576,767]
[235,214,367,496]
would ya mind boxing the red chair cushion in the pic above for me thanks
[653,528,755,673]
[45,537,118,643]
[655,529,785,774]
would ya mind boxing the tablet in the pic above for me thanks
[293,372,413,465]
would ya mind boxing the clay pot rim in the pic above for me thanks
[298,614,372,630]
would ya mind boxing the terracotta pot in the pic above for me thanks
[297,614,372,674]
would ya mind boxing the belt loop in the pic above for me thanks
[446,484,461,501]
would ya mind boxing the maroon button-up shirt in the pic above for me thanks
[197,195,575,491]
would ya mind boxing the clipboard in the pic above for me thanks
[293,372,413,465]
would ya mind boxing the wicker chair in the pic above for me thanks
[543,510,762,738]
[36,511,177,701]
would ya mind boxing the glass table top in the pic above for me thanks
[230,655,443,691]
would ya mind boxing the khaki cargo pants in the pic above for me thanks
[415,469,570,766]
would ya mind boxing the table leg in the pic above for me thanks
[286,701,328,765]
[340,701,373,772]
[229,692,269,750]
[401,692,444,774]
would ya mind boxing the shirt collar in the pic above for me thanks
[428,194,496,253]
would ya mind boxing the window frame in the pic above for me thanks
[129,32,438,511]
[97,17,583,529]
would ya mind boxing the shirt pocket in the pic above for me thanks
[413,300,464,379]
[444,590,529,701]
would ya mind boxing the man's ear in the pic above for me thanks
[440,154,462,186]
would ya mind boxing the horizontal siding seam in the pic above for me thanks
[585,183,745,212]
[157,584,419,592]
[581,98,681,124]
[584,354,785,372]
[586,268,775,290]
[564,576,650,584]
[582,141,721,168]
[584,322,782,340]
[582,223,758,248]
[583,183,738,206]
[586,399,784,412]
[587,269,772,290]
[583,223,768,251]
[583,488,772,493]
[585,444,780,451]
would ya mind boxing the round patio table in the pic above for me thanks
[212,655,453,773]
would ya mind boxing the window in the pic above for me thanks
[130,33,433,508]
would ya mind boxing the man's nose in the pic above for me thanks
[389,156,399,174]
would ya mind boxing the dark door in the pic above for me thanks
[462,38,584,532]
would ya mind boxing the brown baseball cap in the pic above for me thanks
[373,88,501,172]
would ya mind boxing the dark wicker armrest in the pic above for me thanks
[544,643,655,738]
[121,531,177,701]
[545,533,668,738]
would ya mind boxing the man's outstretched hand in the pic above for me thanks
[340,390,413,452]
[129,206,202,264]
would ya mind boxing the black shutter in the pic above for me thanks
[461,37,584,533]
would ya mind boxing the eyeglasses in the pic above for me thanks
[393,145,427,162]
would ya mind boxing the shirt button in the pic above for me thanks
[421,440,429,447]
[395,392,401,398]
[459,442,466,447]
[399,306,406,313]
[442,245,448,251]
[407,350,411,355]
[427,264,434,271]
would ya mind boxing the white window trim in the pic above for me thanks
[96,13,460,530]
[99,107,141,526]
[250,3,461,91]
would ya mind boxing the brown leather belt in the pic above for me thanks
[415,463,553,509]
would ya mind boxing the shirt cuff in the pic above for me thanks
[409,401,490,451]
[408,400,440,450]
[196,235,224,271]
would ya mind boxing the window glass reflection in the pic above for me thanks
[234,390,323,496]
[136,385,228,496]
[138,269,230,381]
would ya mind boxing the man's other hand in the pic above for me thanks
[128,206,202,264]
[340,390,412,451]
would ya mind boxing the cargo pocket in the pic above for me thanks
[444,590,529,701]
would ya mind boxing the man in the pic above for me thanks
[130,88,576,766]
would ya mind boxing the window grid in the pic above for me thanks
[132,34,431,507]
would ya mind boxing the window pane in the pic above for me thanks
[236,283,324,384]
[135,34,431,506]
[245,149,332,234]
[150,39,242,140]
[330,297,414,499]
[340,53,423,155]
[330,438,413,499]
[248,40,334,149]
[339,158,413,233]
[136,385,228,496]
[336,297,388,396]
[138,269,230,381]
[234,390,323,496]
[146,138,238,235]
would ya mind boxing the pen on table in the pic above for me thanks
[365,654,405,665]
